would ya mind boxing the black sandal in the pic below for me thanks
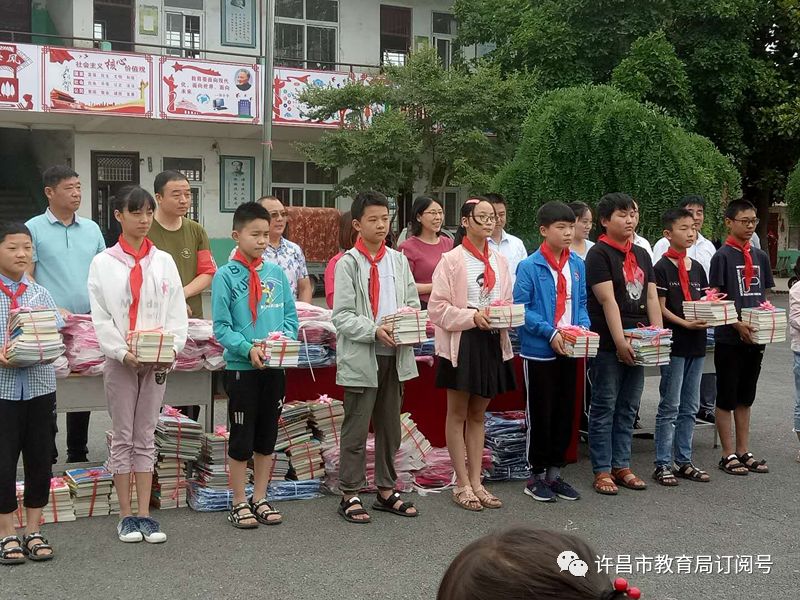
[737,452,769,473]
[338,496,371,524]
[22,533,53,562]
[719,454,749,476]
[0,535,25,565]
[652,465,679,486]
[674,463,710,482]
[250,497,282,525]
[372,491,418,517]
[227,501,259,529]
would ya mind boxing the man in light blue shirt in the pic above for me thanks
[25,165,106,463]
[485,193,528,283]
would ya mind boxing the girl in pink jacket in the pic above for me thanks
[428,197,516,512]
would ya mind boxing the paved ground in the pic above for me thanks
[6,293,799,600]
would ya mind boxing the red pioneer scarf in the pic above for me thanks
[665,247,692,301]
[724,236,753,291]
[232,249,264,323]
[354,237,387,318]
[118,236,153,331]
[461,236,496,293]
[540,243,569,325]
[0,279,27,310]
[598,235,639,285]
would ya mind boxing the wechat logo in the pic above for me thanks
[557,550,589,577]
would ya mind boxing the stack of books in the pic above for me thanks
[127,330,175,363]
[275,402,313,453]
[741,306,787,344]
[399,412,433,468]
[285,439,324,481]
[559,327,600,358]
[308,397,344,449]
[624,327,673,366]
[194,430,232,490]
[270,452,291,482]
[65,467,113,518]
[482,303,525,329]
[254,336,301,367]
[381,310,429,345]
[682,299,738,326]
[152,409,203,509]
[4,308,65,367]
[42,477,76,523]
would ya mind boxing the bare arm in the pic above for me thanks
[297,276,313,304]
[646,282,663,329]
[183,273,213,300]
[415,282,433,296]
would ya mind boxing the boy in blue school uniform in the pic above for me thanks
[212,202,299,529]
[514,201,590,503]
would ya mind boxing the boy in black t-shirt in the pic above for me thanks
[585,193,663,495]
[710,200,774,476]
[652,209,711,486]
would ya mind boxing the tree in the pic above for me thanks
[494,85,741,244]
[786,161,800,225]
[295,48,539,199]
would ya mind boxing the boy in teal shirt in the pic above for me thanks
[212,202,298,529]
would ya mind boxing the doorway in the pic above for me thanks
[93,0,134,51]
[91,151,139,245]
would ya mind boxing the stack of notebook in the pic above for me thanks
[308,397,344,449]
[682,299,738,326]
[483,303,525,329]
[152,409,203,509]
[254,336,301,367]
[484,411,530,481]
[399,412,433,468]
[188,482,254,512]
[65,467,113,518]
[741,306,787,344]
[285,438,325,481]
[270,451,291,481]
[127,330,175,363]
[624,327,673,366]
[193,430,232,490]
[559,327,600,358]
[275,402,313,453]
[4,308,65,367]
[42,477,76,523]
[381,310,429,345]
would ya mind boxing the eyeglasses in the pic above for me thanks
[422,210,444,217]
[269,211,288,219]
[733,218,759,227]
[471,214,497,224]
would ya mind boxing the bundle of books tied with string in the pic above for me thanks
[623,326,673,366]
[4,307,65,367]
[153,406,202,509]
[741,301,787,344]
[65,467,113,518]
[558,326,600,358]
[381,308,429,345]
[127,329,175,363]
[482,300,524,329]
[682,289,738,326]
[253,332,301,367]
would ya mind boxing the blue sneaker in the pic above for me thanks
[548,477,581,501]
[117,516,143,543]
[137,517,167,543]
[524,479,556,502]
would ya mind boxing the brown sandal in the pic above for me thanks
[612,468,647,490]
[452,485,483,511]
[473,485,502,509]
[593,472,618,495]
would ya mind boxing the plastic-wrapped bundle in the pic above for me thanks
[297,343,336,368]
[62,314,104,373]
[54,355,71,378]
[188,482,254,512]
[484,411,530,481]
[296,301,337,346]
[267,479,322,501]
[413,339,435,357]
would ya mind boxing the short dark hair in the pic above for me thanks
[678,194,705,209]
[112,185,156,214]
[437,527,616,600]
[596,192,635,223]
[0,222,31,245]
[409,195,441,237]
[484,192,506,206]
[42,165,78,190]
[233,201,271,231]
[351,191,389,221]
[725,199,756,220]
[154,170,189,196]
[538,201,577,227]
[568,201,591,220]
[662,207,695,230]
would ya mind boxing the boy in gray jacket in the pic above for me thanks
[332,191,421,523]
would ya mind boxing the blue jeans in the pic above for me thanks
[588,351,644,474]
[655,356,704,467]
[793,352,800,432]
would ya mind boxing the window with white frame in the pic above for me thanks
[271,160,338,208]
[380,5,411,67]
[162,157,202,221]
[432,12,457,69]
[275,0,338,70]
[165,12,201,58]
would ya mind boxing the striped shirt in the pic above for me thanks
[465,251,500,308]
[0,273,60,401]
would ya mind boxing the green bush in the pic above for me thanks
[787,161,800,225]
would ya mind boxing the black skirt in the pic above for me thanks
[436,328,516,398]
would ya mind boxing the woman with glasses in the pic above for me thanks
[398,196,454,309]
[429,197,516,512]
[568,201,595,260]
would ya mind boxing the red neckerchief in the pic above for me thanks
[540,243,569,325]
[725,236,753,291]
[598,235,639,284]
[118,236,153,331]
[354,237,387,318]
[665,247,692,301]
[0,279,27,310]
[461,236,496,293]
[232,249,263,323]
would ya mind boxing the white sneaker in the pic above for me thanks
[117,516,143,543]
[137,516,167,543]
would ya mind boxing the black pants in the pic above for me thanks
[0,393,56,514]
[714,343,764,411]
[524,357,578,473]
[224,369,285,461]
[66,411,90,460]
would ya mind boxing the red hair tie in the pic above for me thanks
[613,578,642,599]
